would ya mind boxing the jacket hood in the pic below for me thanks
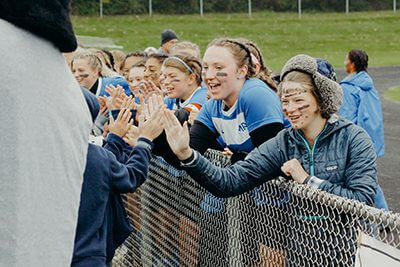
[289,115,353,146]
[340,71,373,92]
[81,88,100,122]
[0,0,77,52]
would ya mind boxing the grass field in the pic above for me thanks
[384,86,400,102]
[72,11,400,72]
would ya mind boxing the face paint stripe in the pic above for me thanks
[216,72,228,77]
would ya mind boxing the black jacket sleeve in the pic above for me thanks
[189,120,222,154]
[230,122,284,163]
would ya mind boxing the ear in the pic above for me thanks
[187,73,197,86]
[237,65,248,80]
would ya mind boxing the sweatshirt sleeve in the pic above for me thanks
[108,138,153,193]
[181,133,285,197]
[312,128,377,205]
[103,133,130,163]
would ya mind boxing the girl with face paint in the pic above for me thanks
[71,50,131,97]
[163,54,378,266]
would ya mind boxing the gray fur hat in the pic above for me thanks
[279,54,342,118]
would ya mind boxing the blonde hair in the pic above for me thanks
[71,50,103,76]
[162,55,202,86]
[86,49,119,77]
[170,41,201,58]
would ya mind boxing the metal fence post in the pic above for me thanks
[99,0,103,17]
[298,0,302,18]
[149,0,153,16]
[346,0,349,14]
[248,0,252,17]
[394,0,397,12]
[200,0,203,16]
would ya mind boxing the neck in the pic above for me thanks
[181,84,198,102]
[223,80,245,108]
[301,116,327,147]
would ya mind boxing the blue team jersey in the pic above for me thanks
[164,87,208,111]
[196,78,284,153]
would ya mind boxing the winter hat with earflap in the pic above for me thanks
[279,54,342,119]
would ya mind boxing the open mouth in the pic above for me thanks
[288,115,301,123]
[208,83,222,93]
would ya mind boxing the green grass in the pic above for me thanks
[384,86,400,103]
[72,11,400,72]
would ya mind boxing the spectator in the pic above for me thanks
[337,50,388,210]
[0,0,92,265]
[128,61,146,94]
[164,54,378,205]
[340,49,385,157]
[72,91,165,267]
[120,51,147,80]
[159,29,179,54]
[72,50,131,96]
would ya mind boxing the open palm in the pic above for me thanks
[163,109,192,160]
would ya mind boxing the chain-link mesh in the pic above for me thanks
[113,150,400,267]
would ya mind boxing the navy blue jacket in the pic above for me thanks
[71,134,152,267]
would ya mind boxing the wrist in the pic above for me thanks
[177,148,193,161]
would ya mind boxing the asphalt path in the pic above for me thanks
[336,67,400,213]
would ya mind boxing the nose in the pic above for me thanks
[203,69,216,80]
[285,102,298,113]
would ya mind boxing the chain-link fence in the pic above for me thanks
[112,150,400,267]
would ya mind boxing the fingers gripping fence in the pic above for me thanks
[113,150,400,267]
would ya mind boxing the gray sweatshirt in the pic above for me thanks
[0,19,92,266]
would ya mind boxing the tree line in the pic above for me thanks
[71,0,395,15]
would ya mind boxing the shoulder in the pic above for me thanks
[240,78,280,102]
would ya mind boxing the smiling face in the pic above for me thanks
[161,66,195,100]
[144,57,163,87]
[202,46,246,104]
[128,66,145,93]
[280,81,321,130]
[72,58,100,89]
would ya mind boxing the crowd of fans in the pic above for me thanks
[61,28,389,266]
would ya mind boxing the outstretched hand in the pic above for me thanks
[137,94,165,141]
[163,109,193,161]
[108,108,133,138]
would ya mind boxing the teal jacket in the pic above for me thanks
[182,117,377,206]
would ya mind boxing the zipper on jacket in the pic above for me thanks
[298,128,326,176]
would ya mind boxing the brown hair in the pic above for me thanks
[241,40,278,92]
[207,38,256,80]
[280,71,329,118]
[162,55,202,86]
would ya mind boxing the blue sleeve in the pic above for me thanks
[108,143,152,193]
[242,85,284,133]
[339,84,360,124]
[195,101,217,134]
[103,133,130,163]
[318,127,377,205]
[189,88,208,106]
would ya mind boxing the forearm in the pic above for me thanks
[182,149,277,198]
